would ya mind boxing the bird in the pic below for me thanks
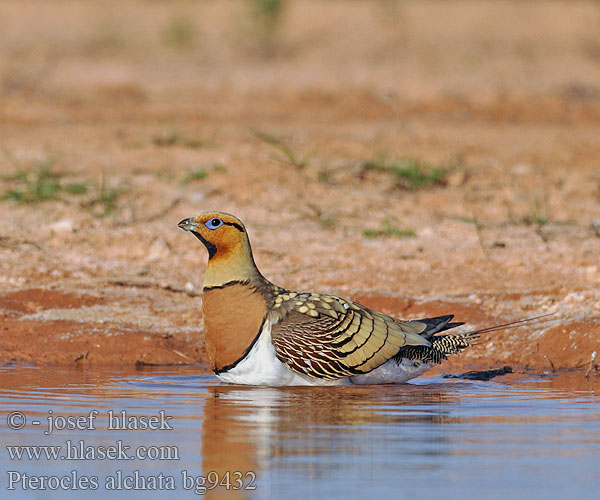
[178,211,523,386]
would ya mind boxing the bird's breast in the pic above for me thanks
[202,283,267,372]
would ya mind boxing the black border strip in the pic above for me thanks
[213,317,266,375]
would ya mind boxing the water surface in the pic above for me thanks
[0,365,598,499]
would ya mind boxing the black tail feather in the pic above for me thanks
[397,313,555,365]
[415,315,465,340]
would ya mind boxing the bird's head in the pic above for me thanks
[178,212,248,260]
[178,212,260,287]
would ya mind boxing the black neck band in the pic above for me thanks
[191,231,217,259]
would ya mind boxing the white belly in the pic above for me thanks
[349,358,432,385]
[216,320,433,386]
[216,320,341,386]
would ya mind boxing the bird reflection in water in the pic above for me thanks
[201,383,459,497]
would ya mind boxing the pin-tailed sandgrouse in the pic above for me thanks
[179,212,490,386]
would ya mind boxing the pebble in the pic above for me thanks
[48,219,75,234]
[564,292,584,303]
[468,293,483,305]
[146,238,171,262]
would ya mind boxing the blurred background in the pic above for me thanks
[1,0,599,369]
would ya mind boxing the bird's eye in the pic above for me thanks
[204,218,223,230]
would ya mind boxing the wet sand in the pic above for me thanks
[1,0,599,374]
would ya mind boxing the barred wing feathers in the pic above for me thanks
[268,291,430,380]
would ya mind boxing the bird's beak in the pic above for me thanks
[178,217,199,231]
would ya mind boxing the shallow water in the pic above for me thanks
[0,366,599,499]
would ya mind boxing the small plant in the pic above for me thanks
[507,191,551,227]
[317,168,332,184]
[155,164,227,184]
[181,168,208,183]
[152,129,205,149]
[153,170,177,182]
[317,215,338,228]
[1,154,87,203]
[251,0,285,50]
[251,129,309,169]
[180,164,227,184]
[64,182,88,195]
[362,159,448,189]
[162,17,196,48]
[99,176,120,217]
[450,215,477,224]
[87,174,123,218]
[303,203,338,229]
[522,193,550,226]
[363,219,416,239]
[255,0,285,18]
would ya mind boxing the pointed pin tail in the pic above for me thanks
[452,312,557,344]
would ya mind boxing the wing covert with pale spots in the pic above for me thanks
[266,289,430,380]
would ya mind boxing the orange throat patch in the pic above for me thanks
[202,283,267,372]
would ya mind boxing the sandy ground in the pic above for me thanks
[1,0,599,376]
